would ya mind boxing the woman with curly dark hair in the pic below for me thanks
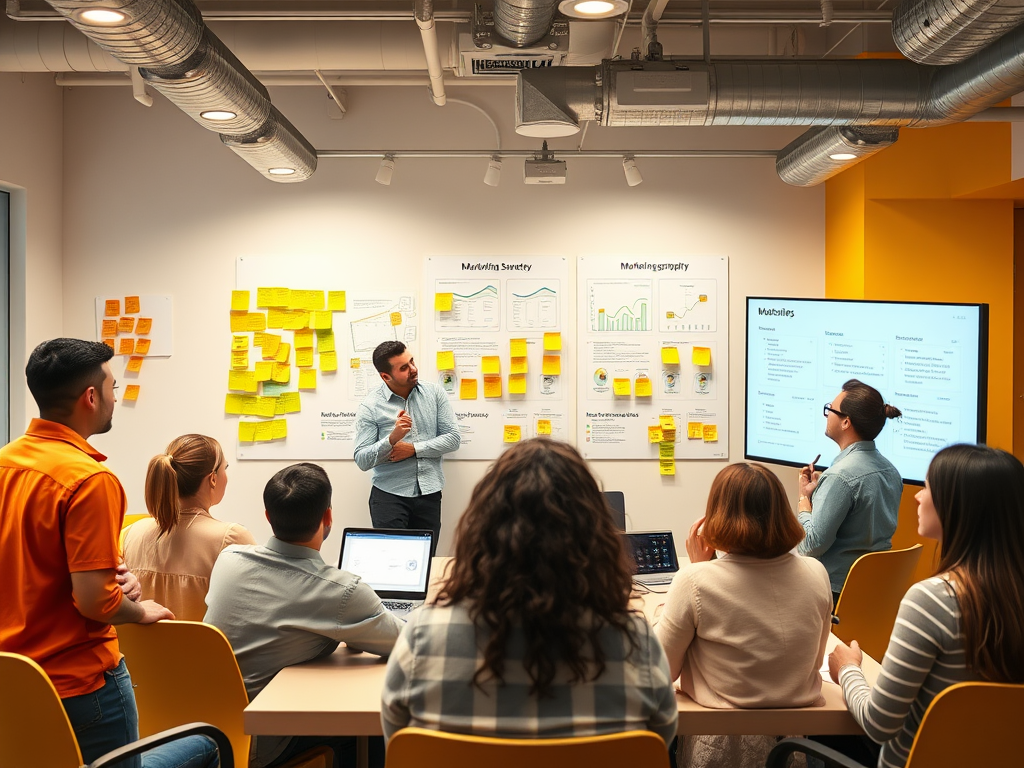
[380,438,678,747]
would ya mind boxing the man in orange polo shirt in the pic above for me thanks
[0,338,217,768]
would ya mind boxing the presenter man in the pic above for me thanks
[797,379,903,602]
[354,341,460,552]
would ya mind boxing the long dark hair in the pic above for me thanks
[928,444,1024,682]
[437,438,637,697]
[840,379,901,440]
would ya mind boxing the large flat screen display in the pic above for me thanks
[745,297,988,485]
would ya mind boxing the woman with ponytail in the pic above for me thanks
[121,434,255,620]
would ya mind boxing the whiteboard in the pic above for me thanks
[576,256,729,460]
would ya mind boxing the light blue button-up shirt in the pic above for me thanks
[797,440,903,593]
[353,380,461,497]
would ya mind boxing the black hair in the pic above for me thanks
[372,341,407,375]
[263,463,332,542]
[26,338,114,416]
[840,379,901,440]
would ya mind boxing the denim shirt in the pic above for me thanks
[353,380,461,497]
[797,440,903,593]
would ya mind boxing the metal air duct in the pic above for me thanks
[492,0,559,47]
[776,126,900,186]
[892,0,1024,65]
[220,105,318,182]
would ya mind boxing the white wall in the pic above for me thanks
[60,82,824,561]
[0,72,64,434]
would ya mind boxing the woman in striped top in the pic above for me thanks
[828,443,1024,768]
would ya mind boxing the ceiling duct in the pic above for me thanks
[37,0,316,181]
[492,0,559,47]
[892,0,1024,65]
[776,126,900,186]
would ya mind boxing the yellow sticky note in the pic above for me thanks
[290,290,325,311]
[276,342,291,364]
[232,335,249,351]
[123,384,140,402]
[261,334,281,358]
[225,394,245,415]
[692,346,711,366]
[320,352,338,372]
[327,291,346,312]
[294,329,314,349]
[687,422,703,439]
[118,338,135,356]
[661,346,680,365]
[230,351,248,370]
[257,287,290,307]
[101,319,117,338]
[254,421,274,442]
[660,459,676,476]
[135,318,152,334]
[702,424,719,442]
[282,310,308,330]
[350,358,361,369]
[509,373,527,394]
[648,425,663,443]
[659,415,676,431]
[460,378,478,400]
[239,396,259,416]
[238,422,257,442]
[267,307,287,329]
[125,296,140,314]
[275,398,286,415]
[504,424,522,443]
[245,312,266,331]
[543,332,561,351]
[255,362,273,382]
[390,312,402,326]
[510,338,527,357]
[483,376,502,398]
[272,419,288,439]
[435,292,454,311]
[105,299,120,317]
[126,356,144,373]
[279,392,301,413]
[510,357,528,374]
[437,351,456,370]
[481,356,501,375]
[537,419,552,436]
[659,441,675,460]
[229,312,249,333]
[635,377,652,397]
[134,338,151,355]
[298,369,317,390]
[612,378,631,396]
[255,396,277,418]
[231,290,250,311]
[296,348,314,368]
[316,331,335,353]
[118,317,135,334]
[310,311,332,330]
[272,364,291,384]
[228,370,257,392]
[542,355,561,376]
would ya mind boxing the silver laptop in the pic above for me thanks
[625,531,680,586]
[338,528,434,619]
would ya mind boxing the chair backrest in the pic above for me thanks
[121,513,149,531]
[384,727,671,768]
[115,621,251,764]
[602,491,626,530]
[905,682,1024,767]
[0,652,83,768]
[833,544,922,659]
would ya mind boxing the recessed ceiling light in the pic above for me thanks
[200,110,238,122]
[268,167,296,176]
[76,8,126,24]
[829,152,858,161]
[558,0,629,19]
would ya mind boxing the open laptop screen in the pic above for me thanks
[625,531,679,576]
[338,528,433,599]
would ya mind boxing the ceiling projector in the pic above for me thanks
[524,140,566,184]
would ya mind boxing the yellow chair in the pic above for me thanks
[833,543,922,660]
[121,513,149,531]
[0,651,233,768]
[384,727,671,768]
[116,621,331,768]
[766,681,1024,767]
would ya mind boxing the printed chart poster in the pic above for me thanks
[422,256,571,460]
[234,255,417,460]
[577,256,729,460]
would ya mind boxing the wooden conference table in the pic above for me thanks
[245,559,881,748]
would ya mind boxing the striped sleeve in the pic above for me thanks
[839,580,962,746]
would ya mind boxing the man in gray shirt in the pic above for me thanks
[205,463,404,768]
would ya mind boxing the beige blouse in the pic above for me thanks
[120,510,256,622]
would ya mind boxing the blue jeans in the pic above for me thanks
[62,658,219,768]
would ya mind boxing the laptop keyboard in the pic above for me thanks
[382,600,414,613]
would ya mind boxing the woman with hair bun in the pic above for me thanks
[797,379,904,601]
[121,434,255,621]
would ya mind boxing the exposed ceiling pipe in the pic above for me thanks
[892,0,1024,64]
[492,0,559,47]
[415,0,446,106]
[641,0,671,57]
[776,125,899,186]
